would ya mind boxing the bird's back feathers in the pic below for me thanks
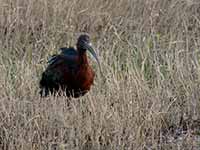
[40,47,79,96]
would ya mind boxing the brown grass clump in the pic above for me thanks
[0,0,200,149]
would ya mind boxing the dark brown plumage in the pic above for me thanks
[39,34,101,97]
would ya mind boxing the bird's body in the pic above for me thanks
[40,34,100,97]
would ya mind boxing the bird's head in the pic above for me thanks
[77,34,101,70]
[77,34,92,52]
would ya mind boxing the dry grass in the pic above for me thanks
[0,0,200,149]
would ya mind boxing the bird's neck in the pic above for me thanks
[78,51,88,66]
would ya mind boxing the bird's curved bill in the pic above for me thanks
[84,42,102,74]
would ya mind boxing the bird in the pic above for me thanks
[39,34,101,98]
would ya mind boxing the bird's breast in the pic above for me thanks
[75,65,95,90]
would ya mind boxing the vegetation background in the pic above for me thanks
[0,0,200,149]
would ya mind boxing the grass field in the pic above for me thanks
[0,0,200,149]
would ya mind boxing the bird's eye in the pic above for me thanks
[88,42,92,47]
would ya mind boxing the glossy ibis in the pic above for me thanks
[39,34,101,97]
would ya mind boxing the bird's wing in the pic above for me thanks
[60,47,78,56]
[44,48,78,81]
[47,47,78,69]
[42,55,69,83]
[40,54,77,94]
[40,47,79,90]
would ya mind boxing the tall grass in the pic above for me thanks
[0,0,200,149]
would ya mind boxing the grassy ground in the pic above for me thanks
[0,0,200,149]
